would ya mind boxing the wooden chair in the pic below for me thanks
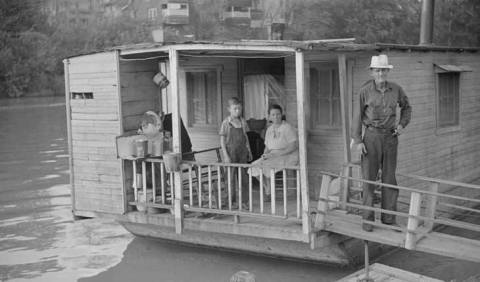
[180,147,226,206]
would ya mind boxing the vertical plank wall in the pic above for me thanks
[286,49,480,198]
[68,52,124,214]
[119,58,160,205]
[352,51,480,199]
[284,53,347,195]
[176,57,238,161]
[119,59,160,132]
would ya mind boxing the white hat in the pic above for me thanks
[369,54,393,69]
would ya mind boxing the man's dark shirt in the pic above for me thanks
[351,80,412,144]
[162,113,192,153]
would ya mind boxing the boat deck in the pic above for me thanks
[336,263,443,282]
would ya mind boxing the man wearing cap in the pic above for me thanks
[351,54,412,232]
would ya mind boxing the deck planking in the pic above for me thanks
[323,210,480,263]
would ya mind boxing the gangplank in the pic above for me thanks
[314,165,480,263]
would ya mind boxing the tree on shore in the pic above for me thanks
[0,0,53,98]
[1,0,479,99]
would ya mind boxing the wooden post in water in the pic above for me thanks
[295,50,311,241]
[405,191,422,250]
[361,240,374,282]
[169,47,183,234]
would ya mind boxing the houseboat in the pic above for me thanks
[64,39,480,265]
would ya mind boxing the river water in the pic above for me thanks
[0,97,478,282]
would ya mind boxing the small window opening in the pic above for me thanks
[71,92,93,99]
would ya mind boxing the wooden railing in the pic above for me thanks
[315,163,480,255]
[129,159,175,211]
[125,153,303,224]
[180,160,302,221]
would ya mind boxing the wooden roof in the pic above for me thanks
[67,39,479,59]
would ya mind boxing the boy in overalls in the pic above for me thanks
[219,98,252,209]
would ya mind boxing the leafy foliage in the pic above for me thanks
[0,0,52,98]
[286,0,421,44]
[0,0,479,98]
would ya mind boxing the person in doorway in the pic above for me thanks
[249,104,299,201]
[160,112,193,161]
[351,54,412,232]
[137,111,193,160]
[219,98,252,208]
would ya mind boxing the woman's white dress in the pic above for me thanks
[249,121,299,178]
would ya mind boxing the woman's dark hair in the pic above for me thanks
[268,104,283,114]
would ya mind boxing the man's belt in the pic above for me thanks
[365,126,395,134]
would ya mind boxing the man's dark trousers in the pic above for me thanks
[361,128,399,224]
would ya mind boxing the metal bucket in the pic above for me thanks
[135,139,148,158]
[163,152,181,173]
[136,190,160,214]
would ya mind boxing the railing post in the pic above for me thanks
[270,169,276,215]
[142,161,147,207]
[341,164,351,210]
[405,191,422,250]
[425,182,438,232]
[169,47,183,234]
[132,160,138,202]
[295,50,311,241]
[314,175,332,230]
[173,171,183,234]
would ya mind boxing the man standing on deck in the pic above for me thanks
[351,54,412,232]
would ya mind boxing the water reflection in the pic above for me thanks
[0,98,133,281]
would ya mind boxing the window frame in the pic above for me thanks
[147,7,158,21]
[183,66,223,130]
[435,70,462,134]
[308,61,342,131]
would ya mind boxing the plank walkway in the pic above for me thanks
[336,263,443,282]
[316,170,480,264]
[323,210,480,262]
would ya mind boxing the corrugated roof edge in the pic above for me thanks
[65,40,479,59]
[376,43,480,52]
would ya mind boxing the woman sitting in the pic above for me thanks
[249,104,299,200]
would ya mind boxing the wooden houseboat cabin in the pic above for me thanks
[64,40,480,265]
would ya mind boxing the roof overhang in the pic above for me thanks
[66,40,479,60]
[434,64,473,73]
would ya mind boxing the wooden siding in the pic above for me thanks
[351,52,480,184]
[285,52,347,194]
[287,50,480,197]
[67,51,124,214]
[119,59,160,131]
[351,51,480,206]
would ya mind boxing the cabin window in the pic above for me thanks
[71,92,93,100]
[186,69,220,128]
[148,8,157,20]
[437,72,460,128]
[309,63,341,129]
